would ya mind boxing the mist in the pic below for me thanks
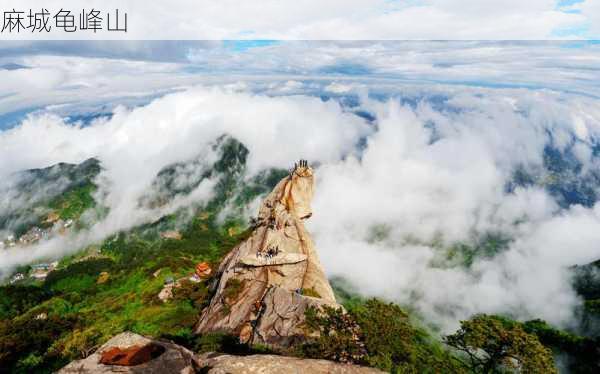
[1,50,600,333]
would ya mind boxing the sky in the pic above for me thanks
[1,40,600,131]
[0,0,599,39]
[1,41,600,334]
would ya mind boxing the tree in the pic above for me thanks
[444,315,557,374]
[300,299,464,373]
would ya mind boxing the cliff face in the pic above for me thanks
[195,160,339,348]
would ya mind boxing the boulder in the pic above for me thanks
[196,160,341,350]
[158,280,182,302]
[161,231,182,240]
[58,332,200,373]
[198,353,384,374]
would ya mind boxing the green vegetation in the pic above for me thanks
[48,182,97,221]
[0,213,247,373]
[522,319,600,374]
[0,286,53,320]
[299,299,463,373]
[0,158,101,238]
[2,142,598,373]
[300,287,321,298]
[437,233,512,269]
[192,332,274,356]
[572,258,600,349]
[0,215,591,373]
[44,258,114,291]
[0,313,77,373]
[444,315,556,374]
[300,304,368,364]
[302,284,588,373]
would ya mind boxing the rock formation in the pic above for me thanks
[58,332,200,373]
[196,160,339,348]
[59,332,382,374]
[198,353,384,374]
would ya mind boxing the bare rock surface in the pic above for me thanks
[196,161,342,349]
[58,332,200,373]
[199,353,384,374]
[250,286,339,347]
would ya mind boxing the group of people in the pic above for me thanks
[255,245,280,260]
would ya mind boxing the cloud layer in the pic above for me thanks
[1,42,600,334]
[0,0,596,39]
[2,41,600,126]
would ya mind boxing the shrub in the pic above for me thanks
[172,279,210,309]
[445,315,557,374]
[44,258,115,290]
[194,332,274,355]
[349,299,416,369]
[298,299,463,373]
[522,318,600,374]
[0,315,76,373]
[300,287,321,298]
[0,285,53,319]
[299,305,367,364]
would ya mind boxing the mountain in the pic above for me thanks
[1,137,600,373]
[0,158,101,249]
[196,161,341,349]
[573,260,600,339]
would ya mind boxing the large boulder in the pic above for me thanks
[58,332,200,373]
[196,161,341,349]
[198,353,384,374]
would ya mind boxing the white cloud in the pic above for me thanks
[310,90,600,331]
[0,86,370,274]
[0,0,592,40]
[2,42,600,123]
[2,43,600,334]
[576,0,600,37]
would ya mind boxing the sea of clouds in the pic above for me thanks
[1,41,600,333]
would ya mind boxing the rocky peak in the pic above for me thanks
[195,160,339,348]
